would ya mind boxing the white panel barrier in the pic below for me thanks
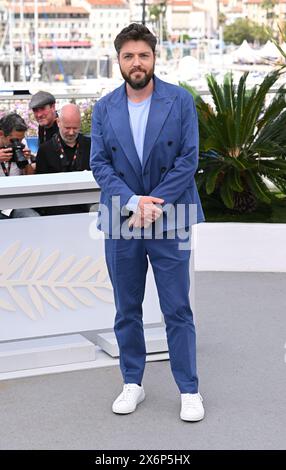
[192,222,286,272]
[0,173,168,377]
[0,171,100,210]
[0,213,163,342]
[0,334,96,373]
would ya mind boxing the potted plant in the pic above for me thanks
[182,70,286,213]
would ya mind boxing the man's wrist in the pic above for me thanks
[125,195,141,213]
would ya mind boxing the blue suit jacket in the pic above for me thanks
[90,75,205,235]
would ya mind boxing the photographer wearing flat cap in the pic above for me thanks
[29,91,59,145]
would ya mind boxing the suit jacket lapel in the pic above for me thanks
[106,84,142,179]
[142,81,176,171]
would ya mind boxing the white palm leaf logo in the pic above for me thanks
[0,242,113,320]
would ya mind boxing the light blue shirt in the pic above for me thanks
[125,95,152,212]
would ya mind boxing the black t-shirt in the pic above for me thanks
[38,120,59,145]
[60,137,78,171]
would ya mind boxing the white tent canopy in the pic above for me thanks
[258,40,281,59]
[177,55,200,81]
[232,40,258,64]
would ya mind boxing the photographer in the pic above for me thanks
[0,113,39,219]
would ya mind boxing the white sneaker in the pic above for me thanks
[112,384,145,414]
[180,392,205,421]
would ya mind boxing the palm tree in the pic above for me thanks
[182,71,286,213]
[267,24,286,63]
[149,1,168,41]
[261,0,278,30]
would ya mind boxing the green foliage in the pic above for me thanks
[203,194,286,223]
[80,103,93,135]
[266,24,286,65]
[148,1,168,41]
[181,34,191,43]
[261,0,278,12]
[181,71,286,213]
[218,13,227,26]
[224,18,269,45]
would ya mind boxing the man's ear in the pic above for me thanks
[0,130,4,138]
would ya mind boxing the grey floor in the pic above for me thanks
[0,272,286,450]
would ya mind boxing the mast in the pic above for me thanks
[20,0,26,82]
[34,0,39,81]
[142,0,146,25]
[8,0,15,84]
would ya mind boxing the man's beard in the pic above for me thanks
[60,131,79,146]
[120,65,154,90]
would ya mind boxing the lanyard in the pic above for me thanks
[43,127,51,143]
[1,161,11,176]
[43,127,56,142]
[57,135,79,167]
[43,116,58,142]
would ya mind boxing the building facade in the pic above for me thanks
[73,0,130,49]
[11,4,90,49]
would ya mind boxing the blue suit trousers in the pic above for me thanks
[104,234,198,393]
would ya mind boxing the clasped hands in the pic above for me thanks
[128,196,164,229]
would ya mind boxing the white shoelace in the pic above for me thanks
[120,384,139,402]
[183,393,203,408]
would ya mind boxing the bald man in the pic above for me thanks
[35,103,91,215]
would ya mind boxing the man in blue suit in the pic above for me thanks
[90,23,205,421]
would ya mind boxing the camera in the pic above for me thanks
[10,138,28,169]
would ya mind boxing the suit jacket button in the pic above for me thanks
[119,171,124,177]
[167,141,173,146]
[161,167,166,173]
[112,146,117,151]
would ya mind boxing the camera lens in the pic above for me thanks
[10,138,28,169]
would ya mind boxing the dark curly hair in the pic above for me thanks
[0,113,28,137]
[114,23,157,55]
